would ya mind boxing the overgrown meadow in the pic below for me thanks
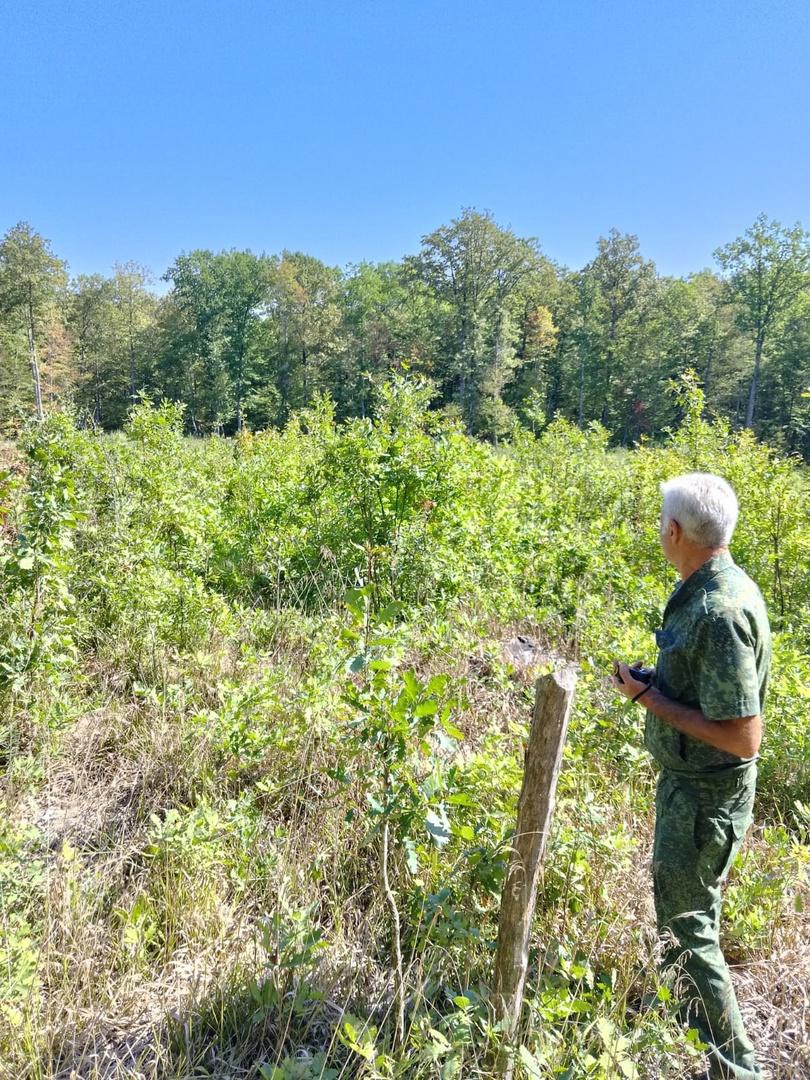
[1,378,808,1080]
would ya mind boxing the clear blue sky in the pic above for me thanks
[2,0,809,284]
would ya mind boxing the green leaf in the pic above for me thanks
[685,1027,709,1051]
[377,600,404,624]
[402,670,421,698]
[414,699,438,718]
[441,1056,461,1080]
[518,1044,544,1078]
[425,807,450,846]
[427,1027,451,1052]
[440,713,464,740]
[403,838,419,874]
[595,1016,615,1045]
[344,587,368,615]
[425,674,449,695]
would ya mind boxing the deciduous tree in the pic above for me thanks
[0,223,68,420]
[412,209,551,436]
[714,214,810,428]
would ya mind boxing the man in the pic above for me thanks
[613,472,770,1080]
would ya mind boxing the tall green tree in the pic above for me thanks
[161,250,274,431]
[411,209,551,435]
[504,265,562,428]
[622,272,747,439]
[0,316,29,435]
[265,252,343,421]
[214,250,274,431]
[714,214,810,428]
[67,274,118,424]
[574,229,657,431]
[338,261,441,418]
[111,263,156,408]
[0,222,68,420]
[758,312,810,454]
[160,251,226,431]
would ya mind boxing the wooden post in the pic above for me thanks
[492,666,577,1077]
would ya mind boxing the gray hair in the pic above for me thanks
[659,473,739,548]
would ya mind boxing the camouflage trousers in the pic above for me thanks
[653,767,761,1080]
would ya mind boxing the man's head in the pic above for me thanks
[659,473,739,571]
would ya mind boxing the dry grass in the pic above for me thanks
[2,619,808,1079]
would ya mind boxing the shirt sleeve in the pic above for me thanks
[694,611,762,721]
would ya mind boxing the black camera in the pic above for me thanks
[612,661,654,685]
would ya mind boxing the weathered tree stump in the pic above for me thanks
[492,665,578,1078]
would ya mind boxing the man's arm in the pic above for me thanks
[613,663,762,758]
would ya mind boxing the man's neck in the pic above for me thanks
[676,546,728,581]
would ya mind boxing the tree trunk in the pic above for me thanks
[235,349,244,431]
[278,317,290,419]
[94,352,102,425]
[128,300,137,404]
[26,294,43,420]
[785,385,797,452]
[601,343,613,426]
[492,666,578,1078]
[704,344,713,401]
[578,350,585,427]
[745,335,763,429]
[129,355,137,404]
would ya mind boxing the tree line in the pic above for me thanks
[1,209,809,454]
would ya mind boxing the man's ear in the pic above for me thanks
[669,518,682,543]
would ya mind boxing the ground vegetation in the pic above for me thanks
[0,377,808,1078]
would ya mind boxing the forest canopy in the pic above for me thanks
[1,209,809,456]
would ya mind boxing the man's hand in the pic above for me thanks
[611,660,650,702]
[612,664,763,756]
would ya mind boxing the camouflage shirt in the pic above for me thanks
[645,550,771,775]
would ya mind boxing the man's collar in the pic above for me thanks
[664,550,734,621]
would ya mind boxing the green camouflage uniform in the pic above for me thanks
[645,551,771,1080]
